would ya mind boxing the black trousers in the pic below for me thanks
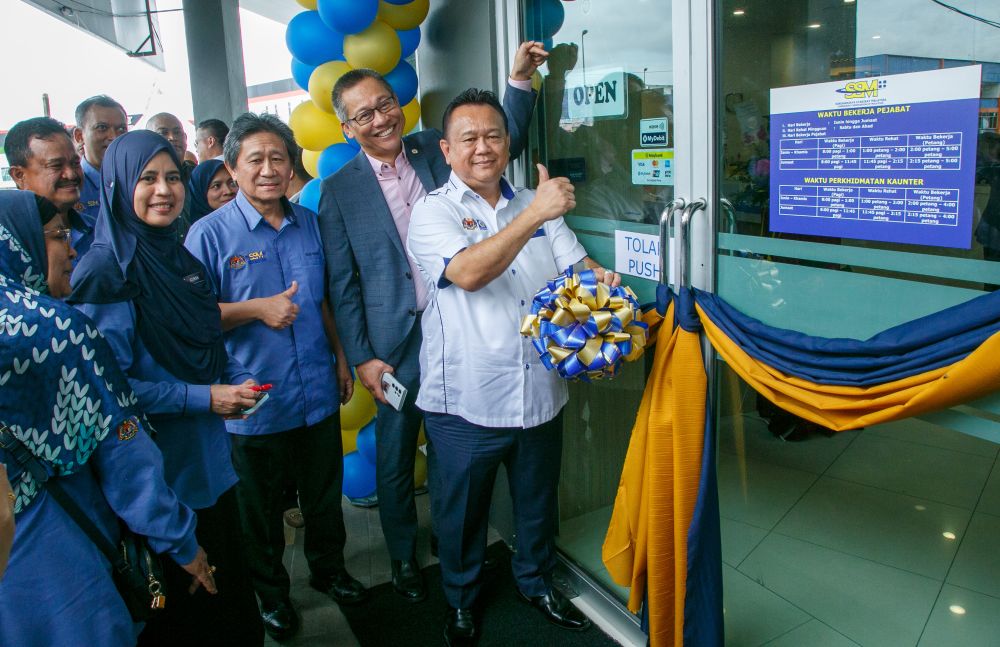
[137,486,263,647]
[230,414,346,609]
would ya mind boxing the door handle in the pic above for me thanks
[678,199,706,289]
[659,199,686,286]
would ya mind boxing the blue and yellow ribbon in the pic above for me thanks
[520,268,649,380]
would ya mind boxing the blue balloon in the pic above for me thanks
[342,451,377,498]
[299,178,323,212]
[525,0,565,41]
[318,143,357,178]
[385,60,418,106]
[397,27,421,58]
[356,419,377,464]
[286,11,344,66]
[291,57,317,92]
[318,0,378,35]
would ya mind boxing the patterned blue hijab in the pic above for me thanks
[0,191,143,513]
[188,158,226,222]
[68,131,227,384]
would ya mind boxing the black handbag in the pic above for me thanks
[0,423,167,621]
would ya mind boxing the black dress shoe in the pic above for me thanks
[260,600,299,642]
[516,588,591,631]
[391,559,427,602]
[443,607,476,647]
[310,569,369,605]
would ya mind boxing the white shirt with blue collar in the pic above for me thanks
[407,171,586,428]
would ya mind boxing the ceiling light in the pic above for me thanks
[872,35,882,39]
[733,9,745,16]
[949,605,966,615]
[808,23,822,29]
[844,0,856,3]
[943,531,957,540]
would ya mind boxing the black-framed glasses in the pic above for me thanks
[348,97,398,126]
[43,227,72,244]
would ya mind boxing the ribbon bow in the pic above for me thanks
[520,267,648,380]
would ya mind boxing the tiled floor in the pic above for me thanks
[717,414,1000,646]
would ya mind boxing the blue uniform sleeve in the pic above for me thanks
[74,301,212,416]
[502,81,537,159]
[224,353,254,385]
[93,420,199,565]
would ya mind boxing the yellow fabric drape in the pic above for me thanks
[604,293,1000,647]
[602,303,707,646]
[696,303,1000,431]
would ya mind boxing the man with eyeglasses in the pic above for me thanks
[6,117,87,267]
[72,96,128,256]
[317,41,547,606]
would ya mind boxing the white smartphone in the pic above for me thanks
[381,372,408,412]
[241,392,269,416]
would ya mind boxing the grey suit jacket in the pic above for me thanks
[318,84,536,368]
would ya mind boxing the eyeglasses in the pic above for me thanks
[348,97,398,126]
[43,227,72,244]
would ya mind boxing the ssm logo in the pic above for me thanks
[835,79,886,99]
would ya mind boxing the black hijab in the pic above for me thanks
[188,158,227,221]
[68,130,227,383]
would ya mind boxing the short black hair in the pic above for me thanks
[197,118,229,143]
[223,112,297,168]
[74,95,126,128]
[5,117,72,167]
[442,88,508,138]
[331,68,395,122]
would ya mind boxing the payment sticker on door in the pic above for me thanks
[632,149,674,186]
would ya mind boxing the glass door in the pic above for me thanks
[516,0,701,612]
[707,1,1000,645]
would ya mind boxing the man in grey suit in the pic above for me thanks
[317,42,546,603]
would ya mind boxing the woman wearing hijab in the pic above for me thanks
[69,131,264,646]
[189,158,238,222]
[0,190,217,646]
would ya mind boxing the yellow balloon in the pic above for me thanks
[340,379,376,430]
[309,60,354,114]
[343,20,401,75]
[342,426,359,455]
[295,0,317,9]
[300,148,321,178]
[413,450,427,488]
[401,97,421,133]
[378,0,429,31]
[289,100,347,151]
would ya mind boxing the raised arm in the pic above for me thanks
[438,165,574,291]
[504,41,548,158]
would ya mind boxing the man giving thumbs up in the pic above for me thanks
[407,88,618,645]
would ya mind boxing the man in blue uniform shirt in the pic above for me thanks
[408,88,620,645]
[6,117,87,252]
[185,112,361,642]
[317,41,546,604]
[72,95,127,256]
